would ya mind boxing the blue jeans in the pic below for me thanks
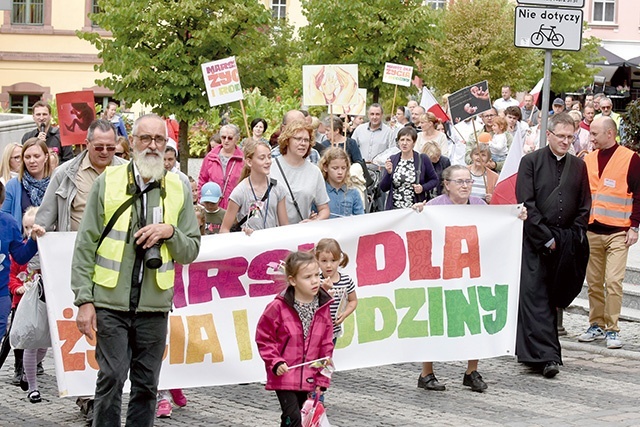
[93,308,168,427]
[0,295,11,338]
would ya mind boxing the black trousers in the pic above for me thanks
[93,308,168,427]
[275,390,308,427]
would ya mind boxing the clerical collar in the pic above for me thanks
[548,146,566,161]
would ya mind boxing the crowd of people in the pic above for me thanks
[0,87,637,426]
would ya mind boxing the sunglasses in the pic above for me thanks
[115,152,125,157]
[93,146,117,152]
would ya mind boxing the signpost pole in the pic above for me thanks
[539,49,552,148]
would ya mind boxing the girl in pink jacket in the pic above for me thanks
[256,251,334,427]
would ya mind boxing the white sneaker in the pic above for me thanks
[578,324,605,342]
[605,331,623,349]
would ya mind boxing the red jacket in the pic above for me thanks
[8,258,27,309]
[256,286,334,392]
[197,145,244,209]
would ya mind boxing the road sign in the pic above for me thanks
[516,0,584,7]
[514,6,583,51]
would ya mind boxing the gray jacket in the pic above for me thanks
[36,151,128,231]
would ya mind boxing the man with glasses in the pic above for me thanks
[594,97,621,141]
[71,114,200,426]
[516,112,591,378]
[465,108,513,169]
[36,119,127,422]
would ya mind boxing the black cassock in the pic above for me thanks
[515,147,591,364]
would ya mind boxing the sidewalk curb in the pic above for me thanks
[560,339,640,360]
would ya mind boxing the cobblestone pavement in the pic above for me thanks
[1,310,640,427]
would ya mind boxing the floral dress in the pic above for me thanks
[391,158,417,209]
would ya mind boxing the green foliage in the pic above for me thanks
[78,0,297,171]
[548,33,603,93]
[188,108,222,158]
[299,0,438,103]
[422,0,539,95]
[226,88,300,139]
[622,99,640,153]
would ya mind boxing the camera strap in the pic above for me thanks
[96,181,160,251]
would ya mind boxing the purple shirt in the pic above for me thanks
[426,194,487,206]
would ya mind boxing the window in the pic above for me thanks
[424,0,446,9]
[91,0,101,27]
[9,94,42,114]
[11,0,44,25]
[271,0,286,20]
[592,0,615,23]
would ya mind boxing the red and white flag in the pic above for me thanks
[520,77,544,107]
[420,88,450,123]
[491,122,525,205]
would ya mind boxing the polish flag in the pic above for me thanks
[520,77,544,107]
[420,88,450,123]
[491,122,525,205]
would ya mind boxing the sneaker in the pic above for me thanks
[156,399,172,418]
[578,324,605,342]
[543,361,560,378]
[169,388,187,407]
[463,371,488,392]
[28,390,42,403]
[605,331,623,349]
[37,362,44,376]
[11,369,22,386]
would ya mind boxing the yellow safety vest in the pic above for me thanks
[584,146,634,227]
[93,164,184,290]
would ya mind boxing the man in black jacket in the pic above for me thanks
[21,100,74,163]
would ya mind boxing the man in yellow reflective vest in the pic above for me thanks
[71,114,201,426]
[579,116,640,349]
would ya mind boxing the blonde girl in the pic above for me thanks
[220,140,288,234]
[315,238,358,340]
[318,148,364,218]
[0,142,22,184]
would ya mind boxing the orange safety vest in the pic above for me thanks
[584,146,635,227]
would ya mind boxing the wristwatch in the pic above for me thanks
[631,227,639,233]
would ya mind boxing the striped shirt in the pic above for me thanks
[470,171,487,201]
[321,272,356,338]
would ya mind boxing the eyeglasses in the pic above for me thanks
[600,105,612,110]
[133,134,167,145]
[10,156,21,161]
[548,130,573,141]
[93,145,117,152]
[220,135,235,141]
[291,136,311,144]
[115,152,125,157]
[446,179,474,186]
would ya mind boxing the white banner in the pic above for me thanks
[39,205,523,397]
[201,56,243,107]
[382,62,413,87]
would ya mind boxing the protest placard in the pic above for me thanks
[201,56,244,107]
[56,91,96,146]
[332,89,367,116]
[382,63,413,87]
[39,205,522,397]
[303,65,361,107]
[448,80,492,124]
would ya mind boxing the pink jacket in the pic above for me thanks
[256,286,334,392]
[197,145,244,209]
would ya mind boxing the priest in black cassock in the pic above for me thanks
[515,112,591,378]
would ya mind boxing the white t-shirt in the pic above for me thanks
[229,177,287,230]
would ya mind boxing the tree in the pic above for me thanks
[298,0,439,105]
[79,0,296,173]
[421,0,539,95]
[548,30,602,94]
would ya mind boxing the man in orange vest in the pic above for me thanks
[579,116,640,349]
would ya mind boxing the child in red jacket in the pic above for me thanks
[256,251,334,427]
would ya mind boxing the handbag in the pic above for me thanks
[10,276,51,349]
[301,393,331,427]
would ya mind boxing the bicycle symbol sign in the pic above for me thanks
[531,24,565,47]
[514,6,583,51]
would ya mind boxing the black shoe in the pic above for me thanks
[543,361,559,378]
[463,370,488,392]
[418,373,446,391]
[37,362,44,376]
[19,373,28,391]
[28,390,42,403]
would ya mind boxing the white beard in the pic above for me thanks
[133,149,165,181]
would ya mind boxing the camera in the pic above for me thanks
[144,241,163,269]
